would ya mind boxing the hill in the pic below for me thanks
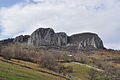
[0,57,69,80]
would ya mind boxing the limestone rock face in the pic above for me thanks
[28,28,104,50]
[0,28,105,50]
[28,28,67,47]
[14,35,30,43]
[67,33,104,50]
[53,32,68,46]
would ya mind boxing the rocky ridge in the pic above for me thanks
[67,33,104,50]
[0,28,105,50]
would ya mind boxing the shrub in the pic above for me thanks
[74,53,92,64]
[65,66,73,73]
[88,68,98,80]
[37,53,58,70]
[89,59,120,80]
[37,52,73,73]
[55,65,73,73]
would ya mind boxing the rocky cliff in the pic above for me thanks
[0,28,105,50]
[28,28,67,47]
[14,35,30,43]
[0,35,30,46]
[28,28,104,50]
[67,33,104,50]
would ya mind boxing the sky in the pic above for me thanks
[0,0,120,49]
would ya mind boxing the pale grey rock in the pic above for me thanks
[53,32,67,46]
[28,28,104,50]
[28,28,68,47]
[14,35,30,43]
[0,28,105,50]
[28,28,55,47]
[67,33,104,50]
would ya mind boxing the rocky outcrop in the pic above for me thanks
[53,32,68,46]
[0,28,105,50]
[67,33,104,50]
[0,35,30,46]
[14,35,30,43]
[28,28,67,47]
[28,28,104,50]
[0,38,14,46]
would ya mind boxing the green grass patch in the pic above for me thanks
[63,63,90,80]
[0,59,64,80]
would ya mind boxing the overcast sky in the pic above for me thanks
[0,0,120,49]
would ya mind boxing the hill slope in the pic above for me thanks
[0,57,67,80]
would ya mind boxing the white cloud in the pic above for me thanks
[0,0,120,49]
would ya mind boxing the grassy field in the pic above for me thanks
[63,63,90,80]
[0,57,66,80]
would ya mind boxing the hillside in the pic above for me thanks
[0,57,68,80]
[0,28,120,80]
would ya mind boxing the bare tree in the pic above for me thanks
[37,53,58,70]
[1,46,15,60]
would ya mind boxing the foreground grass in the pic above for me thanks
[63,63,90,80]
[0,57,66,80]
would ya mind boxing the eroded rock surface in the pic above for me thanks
[14,35,30,43]
[67,33,104,50]
[0,28,105,50]
[28,28,68,47]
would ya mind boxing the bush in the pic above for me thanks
[65,66,73,73]
[37,53,73,73]
[89,68,120,80]
[88,68,99,80]
[37,53,58,70]
[74,53,92,64]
